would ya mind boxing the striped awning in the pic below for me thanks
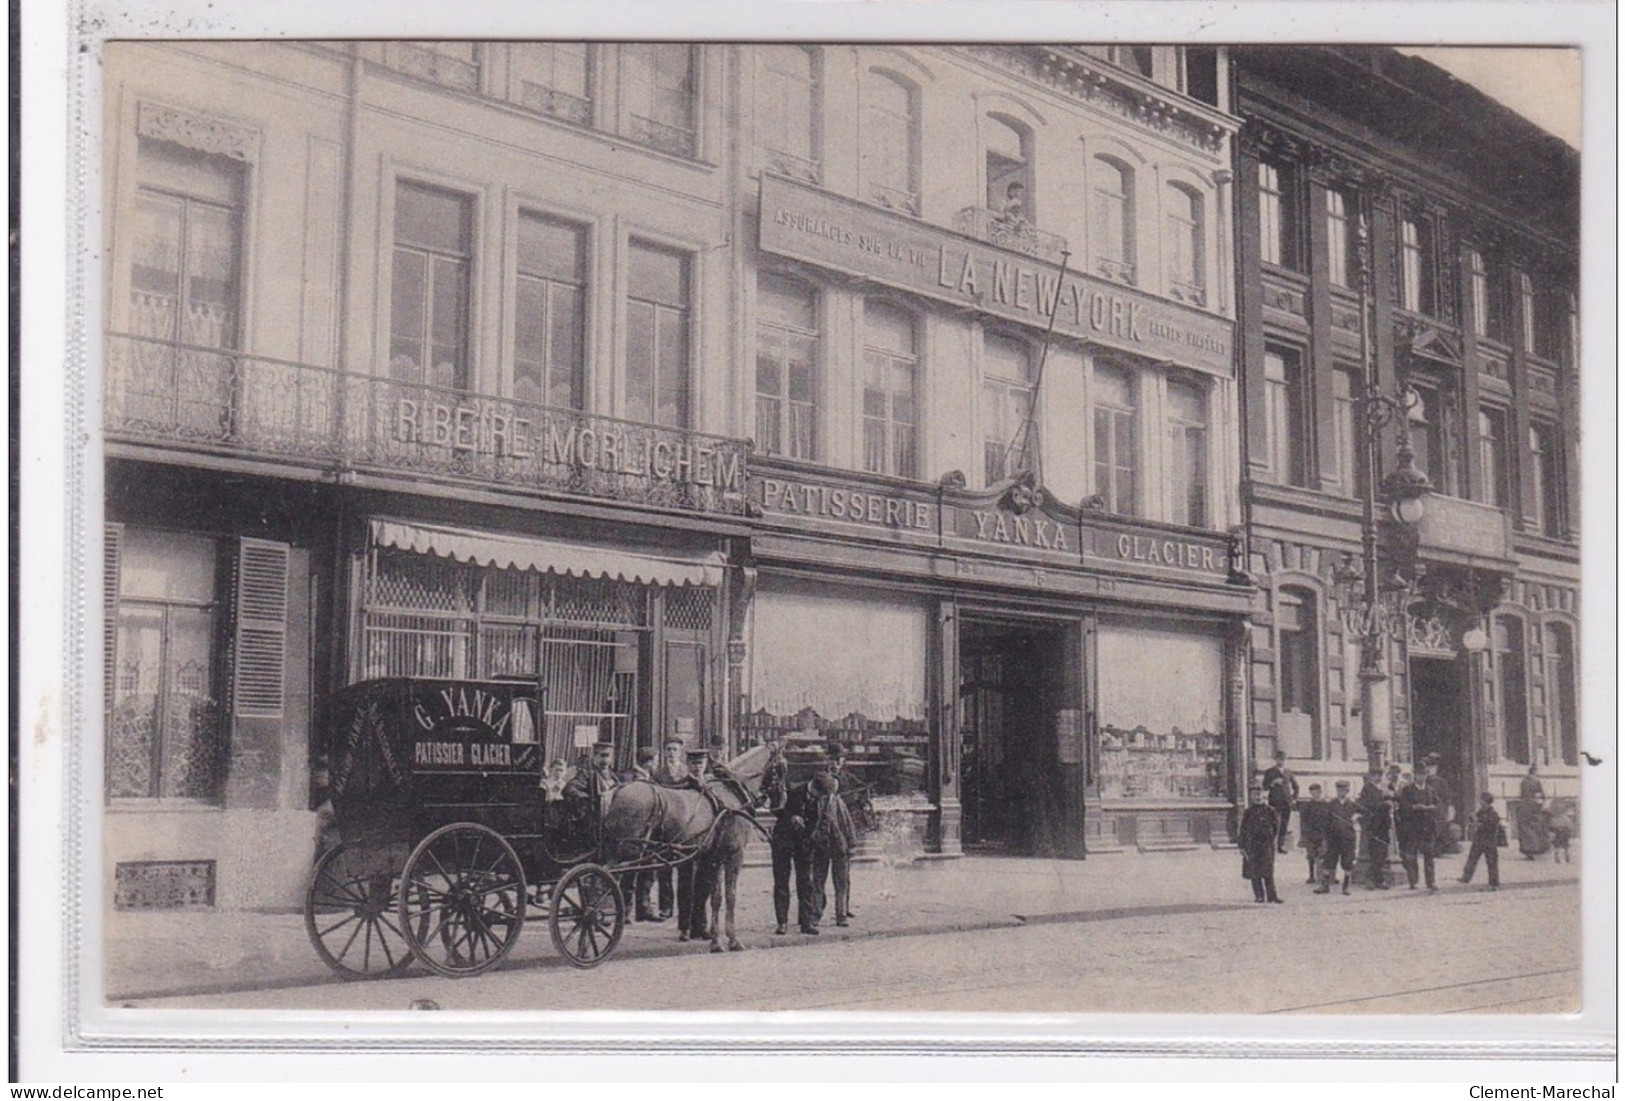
[369,519,725,588]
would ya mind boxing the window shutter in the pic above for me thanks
[104,524,123,715]
[232,538,289,719]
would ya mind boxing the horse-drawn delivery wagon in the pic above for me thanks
[306,677,643,979]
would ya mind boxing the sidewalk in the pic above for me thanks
[104,843,1580,1002]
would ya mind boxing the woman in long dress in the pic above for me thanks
[1518,765,1550,858]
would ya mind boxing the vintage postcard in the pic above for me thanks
[16,0,1616,1082]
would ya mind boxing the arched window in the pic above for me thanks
[1166,376,1208,527]
[862,301,919,477]
[760,46,820,182]
[755,272,819,460]
[982,331,1035,485]
[1164,182,1204,303]
[985,115,1033,220]
[1276,586,1320,757]
[1091,156,1135,284]
[1543,622,1578,766]
[863,71,919,214]
[1091,361,1137,515]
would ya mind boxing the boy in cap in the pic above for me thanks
[1298,782,1327,884]
[1458,791,1502,890]
[1315,780,1358,895]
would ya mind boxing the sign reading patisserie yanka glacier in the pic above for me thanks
[759,176,1234,377]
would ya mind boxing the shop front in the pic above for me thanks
[743,461,1255,858]
[337,510,737,776]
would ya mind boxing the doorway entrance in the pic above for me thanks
[1409,655,1472,834]
[958,617,1080,856]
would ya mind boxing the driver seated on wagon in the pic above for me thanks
[561,740,619,828]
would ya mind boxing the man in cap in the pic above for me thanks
[648,736,688,920]
[563,740,618,806]
[1315,780,1358,895]
[1357,768,1395,889]
[820,740,861,921]
[805,772,858,928]
[675,746,716,941]
[1238,785,1282,903]
[1397,753,1445,891]
[1261,750,1299,854]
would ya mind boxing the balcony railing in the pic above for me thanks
[953,206,1069,265]
[628,114,696,158]
[104,333,751,516]
[517,81,593,127]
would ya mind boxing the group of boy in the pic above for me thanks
[1252,749,1507,901]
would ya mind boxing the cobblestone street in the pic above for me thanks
[114,849,1582,1015]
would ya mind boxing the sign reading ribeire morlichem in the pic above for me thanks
[759,176,1234,376]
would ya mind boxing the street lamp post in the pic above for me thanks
[1332,213,1434,774]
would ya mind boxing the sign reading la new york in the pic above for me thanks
[760,175,1234,377]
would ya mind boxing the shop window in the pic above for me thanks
[1276,588,1319,757]
[1090,156,1135,284]
[621,44,696,157]
[755,272,819,461]
[130,137,245,350]
[626,241,691,428]
[1325,189,1356,290]
[1495,616,1529,764]
[862,70,919,215]
[861,301,919,479]
[1091,361,1138,515]
[1261,347,1307,487]
[390,41,481,94]
[1332,366,1364,497]
[1529,421,1564,536]
[105,526,225,802]
[1544,622,1578,766]
[1477,406,1510,509]
[390,181,473,391]
[1164,183,1204,304]
[514,212,586,410]
[1257,160,1299,271]
[1400,215,1435,315]
[1166,376,1208,527]
[985,115,1033,222]
[759,45,821,182]
[982,331,1036,485]
[507,43,592,126]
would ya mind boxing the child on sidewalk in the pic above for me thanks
[1548,805,1575,863]
[1458,791,1502,890]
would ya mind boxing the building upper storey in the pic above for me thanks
[1232,47,1579,554]
[102,41,1245,534]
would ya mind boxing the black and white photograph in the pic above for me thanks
[14,0,1617,1081]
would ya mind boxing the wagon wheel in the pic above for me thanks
[304,844,414,981]
[398,823,527,979]
[549,863,625,969]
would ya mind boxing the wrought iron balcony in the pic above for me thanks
[953,206,1070,265]
[104,332,751,516]
[517,81,593,127]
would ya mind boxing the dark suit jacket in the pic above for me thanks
[1323,798,1358,842]
[1262,765,1298,809]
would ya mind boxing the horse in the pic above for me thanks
[599,744,772,953]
